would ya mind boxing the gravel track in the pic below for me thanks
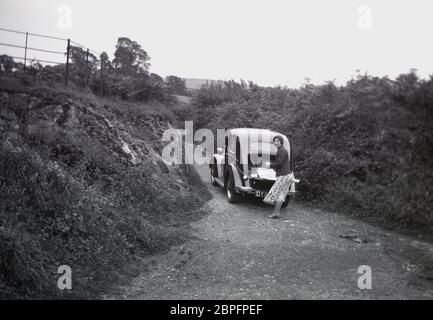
[107,164,433,299]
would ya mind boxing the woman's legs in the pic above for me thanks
[264,174,291,218]
[267,200,283,218]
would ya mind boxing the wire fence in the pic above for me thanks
[0,27,104,87]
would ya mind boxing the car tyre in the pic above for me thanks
[226,171,240,203]
[210,166,218,186]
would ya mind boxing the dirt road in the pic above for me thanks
[108,164,433,299]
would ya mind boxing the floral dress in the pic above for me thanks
[263,172,294,204]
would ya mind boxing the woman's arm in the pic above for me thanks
[270,148,286,170]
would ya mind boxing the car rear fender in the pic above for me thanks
[212,154,224,178]
[224,164,243,189]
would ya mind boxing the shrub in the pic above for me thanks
[189,75,433,233]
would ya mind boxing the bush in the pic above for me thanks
[0,83,210,298]
[189,74,433,233]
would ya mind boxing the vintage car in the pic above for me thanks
[209,128,299,206]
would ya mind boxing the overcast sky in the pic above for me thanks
[0,0,432,87]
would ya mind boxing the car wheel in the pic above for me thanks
[210,166,218,186]
[226,171,240,203]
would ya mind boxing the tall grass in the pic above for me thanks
[0,79,211,298]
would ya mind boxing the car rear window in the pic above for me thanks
[248,153,276,168]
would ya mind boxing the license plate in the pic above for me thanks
[255,191,267,197]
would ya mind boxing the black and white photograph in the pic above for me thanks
[0,0,433,306]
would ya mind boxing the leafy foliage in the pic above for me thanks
[69,46,98,87]
[189,73,433,233]
[112,37,150,76]
[166,75,187,95]
[0,37,183,105]
[0,55,19,74]
[0,82,210,298]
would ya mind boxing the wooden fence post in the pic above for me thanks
[85,48,89,87]
[100,54,104,95]
[65,38,70,86]
[23,32,28,73]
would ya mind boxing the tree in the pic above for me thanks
[150,73,163,83]
[100,52,113,73]
[0,55,18,74]
[69,46,98,87]
[112,37,150,76]
[166,75,186,95]
[69,46,97,71]
[27,59,43,80]
[394,69,421,107]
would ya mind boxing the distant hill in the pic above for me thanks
[184,78,216,90]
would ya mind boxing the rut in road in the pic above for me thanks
[107,164,433,299]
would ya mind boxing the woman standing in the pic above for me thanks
[263,135,294,218]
